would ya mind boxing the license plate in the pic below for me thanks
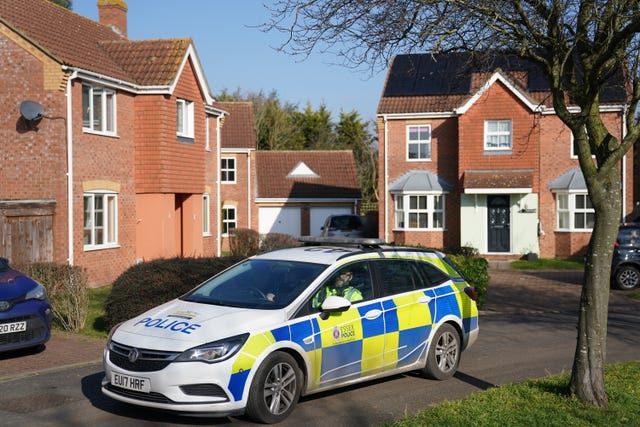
[111,372,151,393]
[0,321,26,334]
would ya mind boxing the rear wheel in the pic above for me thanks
[246,352,302,424]
[615,265,640,290]
[420,323,461,380]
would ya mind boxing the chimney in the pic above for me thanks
[97,0,128,38]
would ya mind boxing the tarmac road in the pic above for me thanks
[1,266,639,426]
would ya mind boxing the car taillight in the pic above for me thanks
[614,241,620,247]
[464,286,477,301]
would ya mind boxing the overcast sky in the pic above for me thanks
[73,1,387,123]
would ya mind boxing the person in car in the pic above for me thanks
[312,269,363,308]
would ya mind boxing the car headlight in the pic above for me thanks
[25,283,47,301]
[174,333,249,364]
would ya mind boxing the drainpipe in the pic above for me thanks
[247,152,251,228]
[383,115,389,242]
[216,115,222,256]
[65,70,77,265]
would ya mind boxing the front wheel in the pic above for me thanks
[615,265,640,290]
[246,352,302,424]
[420,323,461,380]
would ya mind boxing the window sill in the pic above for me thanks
[82,129,119,138]
[84,243,121,252]
[177,135,195,144]
[554,229,593,233]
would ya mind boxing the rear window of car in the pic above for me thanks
[617,228,640,247]
[330,215,363,230]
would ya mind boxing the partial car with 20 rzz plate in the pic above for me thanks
[101,237,479,423]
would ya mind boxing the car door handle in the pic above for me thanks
[364,309,382,320]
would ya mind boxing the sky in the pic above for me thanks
[72,0,387,123]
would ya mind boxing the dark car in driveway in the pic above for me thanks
[0,257,53,352]
[612,224,640,290]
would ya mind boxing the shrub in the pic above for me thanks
[104,256,242,329]
[447,254,489,309]
[26,263,89,332]
[228,228,260,257]
[260,233,300,253]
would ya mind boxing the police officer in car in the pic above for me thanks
[312,269,363,308]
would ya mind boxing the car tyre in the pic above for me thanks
[615,265,640,290]
[246,351,302,424]
[421,323,461,380]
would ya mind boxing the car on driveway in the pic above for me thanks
[612,223,640,290]
[320,214,365,237]
[0,257,53,352]
[101,237,479,423]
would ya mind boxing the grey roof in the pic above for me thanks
[547,168,587,191]
[389,170,453,193]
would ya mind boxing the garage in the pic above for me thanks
[258,207,301,236]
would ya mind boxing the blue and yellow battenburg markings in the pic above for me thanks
[225,278,478,401]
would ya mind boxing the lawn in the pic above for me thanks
[81,284,111,339]
[384,361,640,426]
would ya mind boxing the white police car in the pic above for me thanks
[101,237,479,423]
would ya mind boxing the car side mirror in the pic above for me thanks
[319,295,351,320]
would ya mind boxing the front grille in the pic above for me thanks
[180,384,229,400]
[108,341,179,372]
[104,383,174,404]
[0,314,47,346]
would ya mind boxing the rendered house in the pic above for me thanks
[0,0,231,284]
[377,53,633,258]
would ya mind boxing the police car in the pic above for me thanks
[101,237,479,423]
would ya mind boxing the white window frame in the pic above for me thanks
[570,131,596,159]
[222,205,237,236]
[406,125,432,161]
[177,98,194,139]
[555,192,594,231]
[84,191,118,250]
[221,157,237,183]
[484,120,512,150]
[202,193,210,236]
[393,193,445,230]
[82,84,116,135]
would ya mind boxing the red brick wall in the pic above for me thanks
[70,81,137,285]
[135,59,205,194]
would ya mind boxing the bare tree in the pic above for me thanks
[263,0,640,407]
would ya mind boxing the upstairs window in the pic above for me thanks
[82,84,116,134]
[221,157,236,183]
[84,191,118,249]
[407,125,431,160]
[177,99,194,139]
[484,120,512,150]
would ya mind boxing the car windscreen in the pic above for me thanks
[181,259,328,309]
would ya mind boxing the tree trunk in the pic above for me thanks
[568,168,620,407]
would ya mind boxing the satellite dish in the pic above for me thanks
[19,100,45,121]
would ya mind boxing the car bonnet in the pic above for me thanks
[0,270,39,299]
[112,298,286,352]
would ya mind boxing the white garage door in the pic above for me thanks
[259,207,301,236]
[310,207,351,237]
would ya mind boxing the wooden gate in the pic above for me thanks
[0,200,55,265]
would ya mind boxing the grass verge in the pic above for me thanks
[384,361,640,426]
[511,258,584,270]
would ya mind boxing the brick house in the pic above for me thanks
[377,53,633,259]
[0,0,363,285]
[0,0,232,284]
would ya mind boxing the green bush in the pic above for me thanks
[229,228,260,257]
[260,233,300,253]
[26,263,89,332]
[447,254,489,309]
[104,256,242,329]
